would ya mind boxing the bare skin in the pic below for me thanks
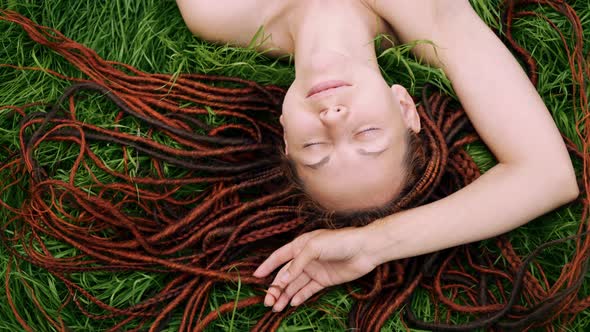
[177,0,579,312]
[177,0,418,211]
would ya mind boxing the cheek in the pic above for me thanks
[280,92,296,131]
[281,112,322,154]
[281,90,312,138]
[282,82,301,114]
[281,114,305,141]
[279,110,299,150]
[366,93,403,124]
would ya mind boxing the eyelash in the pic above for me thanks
[358,127,379,134]
[303,128,380,148]
[303,142,323,148]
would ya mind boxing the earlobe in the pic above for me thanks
[391,84,421,133]
[280,115,289,156]
[284,139,289,156]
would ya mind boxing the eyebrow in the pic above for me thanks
[305,147,389,169]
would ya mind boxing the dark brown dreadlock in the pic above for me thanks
[0,0,589,330]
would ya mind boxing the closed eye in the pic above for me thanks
[356,127,380,138]
[303,142,325,148]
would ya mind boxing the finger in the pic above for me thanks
[264,261,291,307]
[272,273,311,312]
[254,230,323,278]
[290,280,324,307]
[253,242,296,278]
[275,240,319,286]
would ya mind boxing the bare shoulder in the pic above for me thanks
[368,0,471,23]
[367,0,474,64]
[368,0,472,39]
[176,0,266,43]
[176,0,290,54]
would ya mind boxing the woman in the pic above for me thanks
[176,0,579,313]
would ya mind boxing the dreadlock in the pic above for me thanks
[0,0,589,330]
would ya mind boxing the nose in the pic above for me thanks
[319,105,349,126]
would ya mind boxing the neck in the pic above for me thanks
[288,1,381,77]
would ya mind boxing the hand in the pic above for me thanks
[252,227,378,312]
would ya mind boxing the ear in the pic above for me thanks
[279,115,289,156]
[391,84,421,133]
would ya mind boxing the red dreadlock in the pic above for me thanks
[0,0,589,330]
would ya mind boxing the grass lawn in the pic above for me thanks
[0,0,589,331]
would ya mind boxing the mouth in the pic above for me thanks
[306,80,352,98]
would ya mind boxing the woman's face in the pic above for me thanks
[281,53,420,212]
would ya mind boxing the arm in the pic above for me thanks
[176,0,268,46]
[176,0,283,54]
[364,0,579,263]
[253,1,579,311]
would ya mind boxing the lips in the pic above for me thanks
[306,80,351,98]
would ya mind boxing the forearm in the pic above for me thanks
[362,1,579,264]
[365,162,578,265]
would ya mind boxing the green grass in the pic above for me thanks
[0,0,589,331]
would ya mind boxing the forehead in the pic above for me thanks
[296,146,406,211]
